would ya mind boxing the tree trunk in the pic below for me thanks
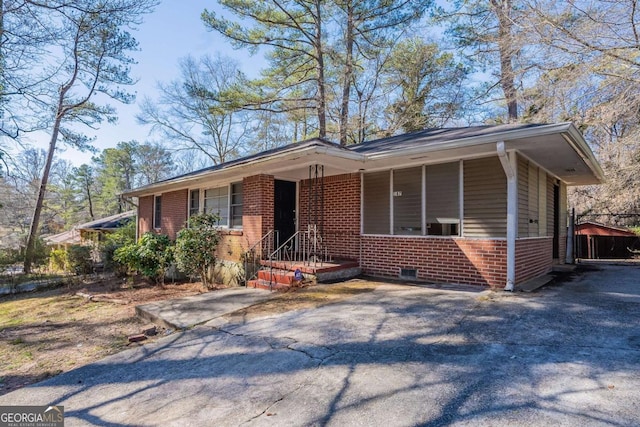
[339,1,354,146]
[493,0,518,122]
[314,0,327,138]
[23,109,63,273]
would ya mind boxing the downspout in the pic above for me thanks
[497,141,516,291]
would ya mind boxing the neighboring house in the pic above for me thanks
[576,221,639,259]
[45,210,136,249]
[123,123,603,290]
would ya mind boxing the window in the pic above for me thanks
[362,162,460,236]
[191,183,243,228]
[153,195,162,229]
[204,186,229,225]
[230,183,243,228]
[363,171,390,234]
[189,189,200,217]
[425,162,459,236]
[394,167,422,235]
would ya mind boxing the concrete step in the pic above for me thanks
[246,279,291,292]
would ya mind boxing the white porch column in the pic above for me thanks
[497,141,517,291]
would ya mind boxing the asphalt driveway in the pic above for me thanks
[2,263,639,426]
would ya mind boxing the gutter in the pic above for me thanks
[497,141,516,292]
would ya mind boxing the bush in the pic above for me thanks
[0,248,21,274]
[114,232,174,285]
[49,245,92,274]
[100,221,136,275]
[174,213,221,288]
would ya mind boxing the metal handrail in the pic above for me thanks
[243,229,277,286]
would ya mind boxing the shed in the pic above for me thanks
[576,221,639,259]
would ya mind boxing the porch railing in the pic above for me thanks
[268,224,330,268]
[245,225,331,288]
[243,229,278,286]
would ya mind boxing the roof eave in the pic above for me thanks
[122,142,364,198]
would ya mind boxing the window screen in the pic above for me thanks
[204,186,229,226]
[393,167,422,235]
[363,171,390,234]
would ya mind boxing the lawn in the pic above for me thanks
[0,276,205,395]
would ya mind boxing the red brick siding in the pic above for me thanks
[243,174,274,240]
[299,173,361,260]
[360,236,508,287]
[515,237,553,283]
[138,195,153,237]
[159,189,188,240]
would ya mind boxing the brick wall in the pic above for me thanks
[299,173,361,260]
[243,174,274,240]
[159,189,188,240]
[138,195,153,237]
[360,236,508,287]
[515,237,553,283]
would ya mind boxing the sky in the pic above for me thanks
[28,1,263,166]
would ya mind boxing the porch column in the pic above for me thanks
[497,141,517,291]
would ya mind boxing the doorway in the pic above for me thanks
[274,180,297,248]
[553,184,560,259]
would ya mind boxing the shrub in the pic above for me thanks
[49,245,92,274]
[66,245,93,274]
[100,221,136,275]
[114,232,174,285]
[174,213,221,288]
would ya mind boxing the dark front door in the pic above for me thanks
[553,184,560,259]
[274,180,297,247]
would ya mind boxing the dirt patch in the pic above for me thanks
[223,279,381,323]
[0,275,208,396]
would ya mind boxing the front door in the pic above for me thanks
[274,180,297,248]
[553,184,560,259]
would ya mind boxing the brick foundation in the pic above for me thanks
[360,236,508,287]
[515,237,553,283]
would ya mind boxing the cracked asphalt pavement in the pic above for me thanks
[2,263,640,426]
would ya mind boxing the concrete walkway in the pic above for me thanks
[135,287,276,329]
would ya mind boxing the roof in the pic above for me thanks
[348,123,545,154]
[44,211,136,245]
[123,122,604,198]
[576,221,638,237]
[75,210,135,231]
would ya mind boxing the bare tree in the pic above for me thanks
[138,55,252,165]
[20,0,158,273]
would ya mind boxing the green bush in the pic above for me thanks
[49,248,67,272]
[174,213,221,288]
[114,232,174,284]
[100,221,136,275]
[0,248,21,273]
[49,245,92,274]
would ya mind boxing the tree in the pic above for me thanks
[382,38,468,133]
[440,0,526,122]
[138,54,252,165]
[21,0,158,273]
[135,141,173,186]
[93,141,138,214]
[202,0,329,138]
[72,164,97,220]
[330,0,428,144]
